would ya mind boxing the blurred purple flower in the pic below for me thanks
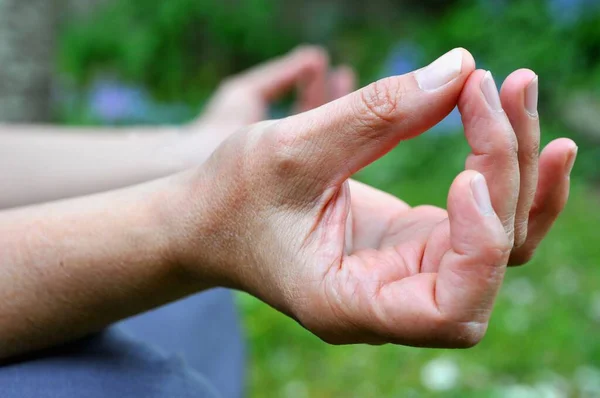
[89,79,149,123]
[382,42,420,78]
[87,78,192,124]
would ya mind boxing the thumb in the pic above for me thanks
[272,48,475,188]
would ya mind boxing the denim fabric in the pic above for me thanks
[0,289,245,398]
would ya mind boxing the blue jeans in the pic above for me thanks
[0,289,245,398]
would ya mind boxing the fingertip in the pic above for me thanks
[530,138,577,218]
[500,69,538,112]
[545,137,578,153]
[447,170,509,246]
[447,170,485,217]
[292,45,329,68]
[541,138,577,162]
[501,69,537,92]
[458,69,490,108]
[414,48,475,92]
[456,47,476,77]
[332,65,356,82]
[540,138,578,174]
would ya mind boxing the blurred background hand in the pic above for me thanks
[200,46,355,125]
[176,46,356,168]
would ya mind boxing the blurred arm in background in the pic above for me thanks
[0,47,355,209]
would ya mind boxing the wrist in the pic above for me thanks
[155,166,240,291]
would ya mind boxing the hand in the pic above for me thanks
[171,46,356,168]
[173,49,576,348]
[200,45,356,124]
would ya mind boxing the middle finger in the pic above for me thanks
[500,69,540,248]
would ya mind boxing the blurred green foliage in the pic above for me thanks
[57,0,600,396]
[59,0,297,103]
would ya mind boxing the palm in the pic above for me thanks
[304,179,487,346]
[355,182,452,269]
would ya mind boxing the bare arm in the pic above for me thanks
[0,125,186,208]
[0,46,351,209]
[0,173,203,361]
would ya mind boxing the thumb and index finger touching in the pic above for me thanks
[272,48,476,188]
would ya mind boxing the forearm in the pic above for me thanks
[0,124,223,209]
[0,173,206,360]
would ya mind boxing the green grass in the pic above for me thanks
[237,133,600,397]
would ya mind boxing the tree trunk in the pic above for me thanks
[0,0,57,122]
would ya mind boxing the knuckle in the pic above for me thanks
[484,242,513,264]
[477,226,513,262]
[263,127,310,180]
[502,132,519,159]
[488,128,519,161]
[519,139,540,164]
[357,77,404,129]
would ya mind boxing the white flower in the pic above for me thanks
[420,357,460,391]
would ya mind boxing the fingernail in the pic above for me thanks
[415,49,463,91]
[525,76,538,117]
[481,71,503,112]
[566,145,578,176]
[472,173,495,216]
